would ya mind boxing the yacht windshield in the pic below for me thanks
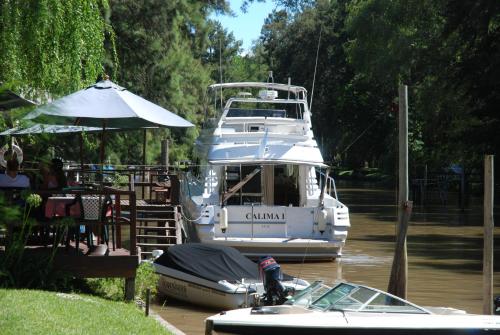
[227,101,305,119]
[309,283,429,314]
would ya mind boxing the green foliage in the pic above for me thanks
[0,0,113,98]
[111,172,129,188]
[256,0,500,174]
[0,192,71,289]
[85,261,159,301]
[135,261,159,301]
[0,289,172,335]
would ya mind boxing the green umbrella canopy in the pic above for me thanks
[24,79,194,128]
[0,90,36,111]
[0,124,111,136]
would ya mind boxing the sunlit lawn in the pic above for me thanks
[0,289,171,335]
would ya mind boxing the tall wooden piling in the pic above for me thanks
[161,139,170,170]
[483,155,494,314]
[388,84,409,299]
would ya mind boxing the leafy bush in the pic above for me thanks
[85,261,159,301]
[0,193,72,289]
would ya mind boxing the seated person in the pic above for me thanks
[41,158,67,190]
[0,158,30,188]
[66,170,80,187]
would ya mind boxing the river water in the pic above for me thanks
[153,184,500,334]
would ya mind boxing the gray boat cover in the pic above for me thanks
[154,243,291,283]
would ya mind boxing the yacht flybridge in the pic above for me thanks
[180,81,350,260]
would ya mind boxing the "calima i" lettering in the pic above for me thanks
[245,212,285,220]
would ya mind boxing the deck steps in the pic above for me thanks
[136,226,176,230]
[135,204,183,260]
[137,234,176,239]
[136,218,175,222]
[137,242,176,247]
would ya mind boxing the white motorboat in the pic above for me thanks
[206,281,500,334]
[180,81,350,260]
[153,243,309,310]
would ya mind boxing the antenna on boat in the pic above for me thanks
[309,25,323,113]
[219,30,224,115]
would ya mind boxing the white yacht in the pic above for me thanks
[180,81,350,260]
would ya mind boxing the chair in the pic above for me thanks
[100,195,115,251]
[74,194,116,254]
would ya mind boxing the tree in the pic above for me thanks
[105,0,230,164]
[0,0,111,97]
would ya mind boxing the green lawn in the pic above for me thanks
[0,289,171,335]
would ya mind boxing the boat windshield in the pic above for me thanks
[308,283,429,314]
[227,101,305,120]
[284,281,330,307]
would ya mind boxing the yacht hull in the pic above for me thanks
[201,237,343,261]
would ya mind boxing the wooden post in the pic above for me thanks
[125,277,135,301]
[460,169,466,211]
[161,139,169,171]
[388,201,413,297]
[483,155,494,314]
[130,191,137,256]
[388,84,409,299]
[145,288,151,317]
[142,129,147,198]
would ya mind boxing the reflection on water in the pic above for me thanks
[153,186,500,335]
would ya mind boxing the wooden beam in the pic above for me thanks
[483,155,494,314]
[53,255,138,278]
[222,168,261,203]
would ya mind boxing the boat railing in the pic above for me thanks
[316,168,338,200]
[181,171,205,199]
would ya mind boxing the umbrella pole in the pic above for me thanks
[100,122,107,184]
[142,128,147,198]
[80,133,84,171]
[79,132,85,184]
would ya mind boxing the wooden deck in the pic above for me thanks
[1,173,183,300]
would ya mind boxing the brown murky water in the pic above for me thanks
[153,185,500,334]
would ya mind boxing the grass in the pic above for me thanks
[0,289,171,335]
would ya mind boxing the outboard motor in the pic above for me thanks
[494,296,500,315]
[258,256,289,306]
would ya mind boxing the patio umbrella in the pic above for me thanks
[0,123,120,170]
[24,79,193,128]
[0,124,108,136]
[24,78,194,171]
[0,90,36,111]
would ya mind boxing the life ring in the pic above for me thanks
[0,144,23,168]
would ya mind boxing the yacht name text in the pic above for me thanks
[245,212,286,220]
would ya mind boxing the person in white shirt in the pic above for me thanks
[0,158,30,188]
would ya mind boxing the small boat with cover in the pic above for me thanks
[153,243,309,310]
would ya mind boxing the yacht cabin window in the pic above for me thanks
[223,164,300,207]
[226,101,305,120]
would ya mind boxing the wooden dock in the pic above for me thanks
[0,171,184,300]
